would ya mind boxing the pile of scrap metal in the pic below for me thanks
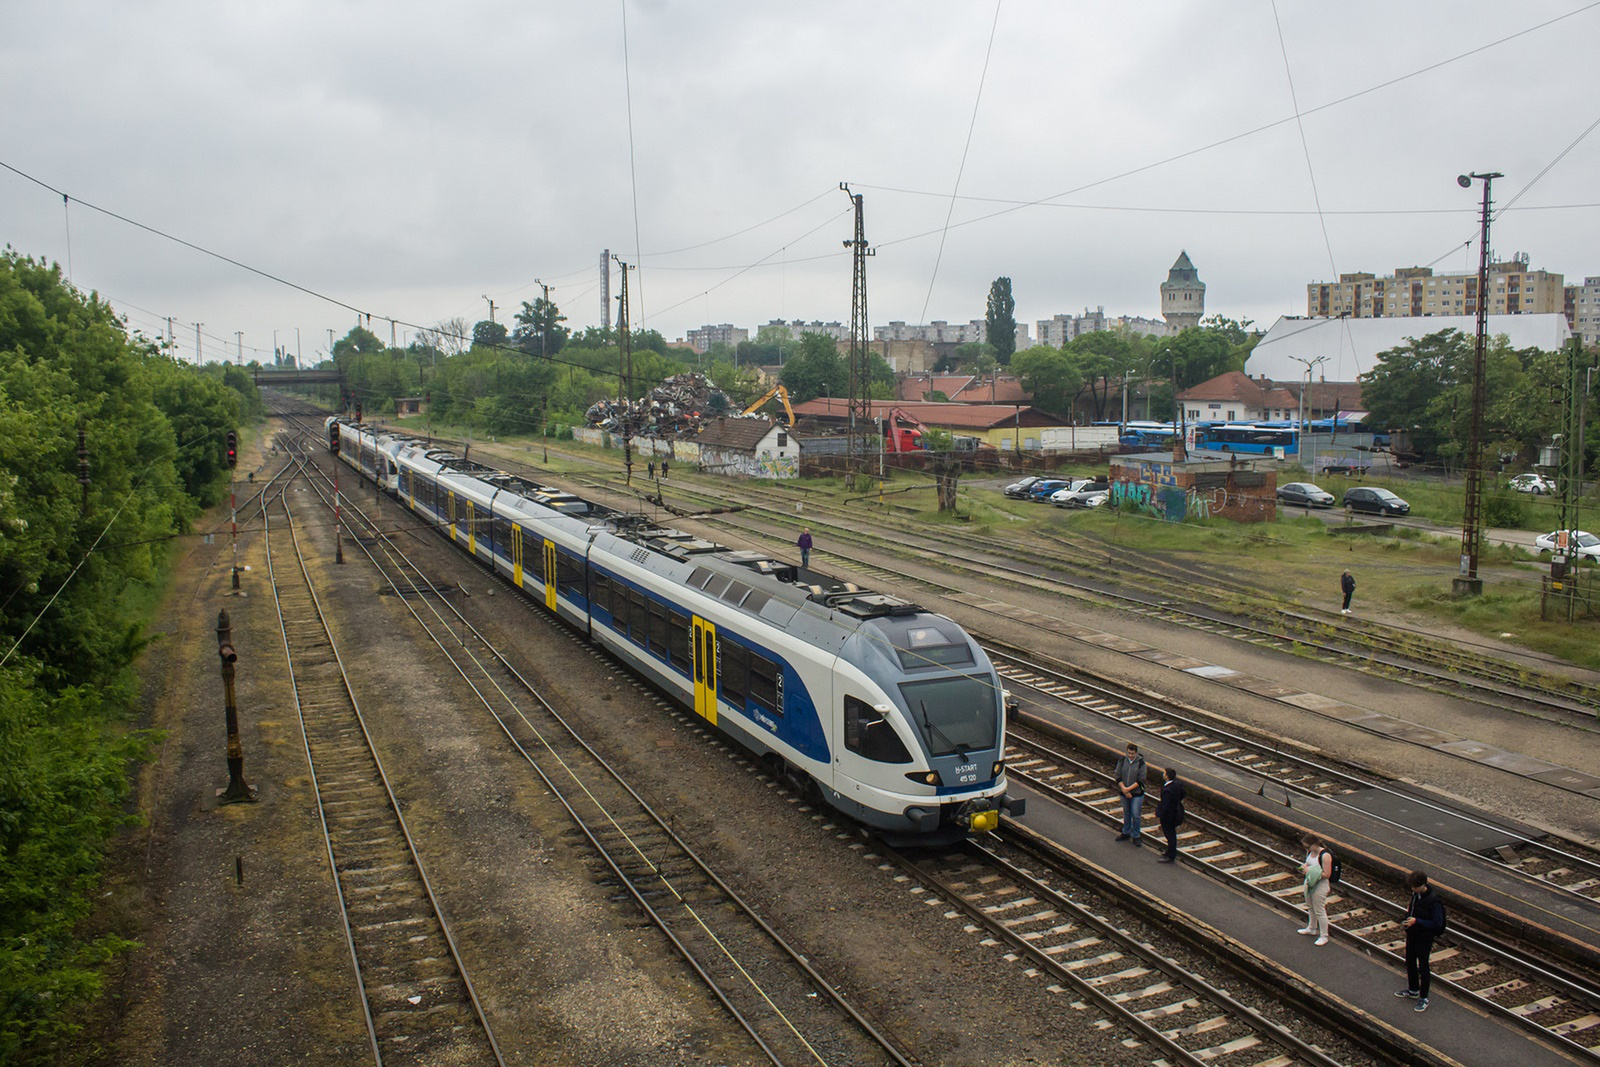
[584,373,733,436]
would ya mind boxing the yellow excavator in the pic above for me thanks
[741,383,796,426]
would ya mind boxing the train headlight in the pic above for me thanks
[905,771,940,786]
[992,760,1004,777]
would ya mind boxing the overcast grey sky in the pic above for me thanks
[3,2,1597,364]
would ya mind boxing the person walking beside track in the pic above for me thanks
[1340,569,1356,614]
[1155,767,1185,862]
[1396,870,1446,1013]
[1297,832,1335,945]
[1112,743,1147,847]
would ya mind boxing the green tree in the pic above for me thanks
[779,333,847,402]
[0,251,228,1056]
[986,277,1017,365]
[331,326,385,360]
[473,319,508,347]
[1012,345,1083,420]
[513,297,568,358]
[1361,329,1471,464]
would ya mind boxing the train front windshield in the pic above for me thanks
[899,675,999,757]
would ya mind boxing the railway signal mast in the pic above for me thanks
[842,183,873,479]
[1454,170,1501,597]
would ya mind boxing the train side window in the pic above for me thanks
[648,600,668,659]
[749,652,780,715]
[718,637,749,709]
[667,611,691,673]
[524,534,544,582]
[558,551,583,596]
[492,517,510,555]
[844,696,913,763]
[628,589,647,645]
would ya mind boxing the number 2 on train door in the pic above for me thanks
[692,617,718,725]
[543,540,557,611]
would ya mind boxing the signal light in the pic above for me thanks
[225,430,238,469]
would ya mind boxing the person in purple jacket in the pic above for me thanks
[1395,870,1446,1012]
[798,528,812,568]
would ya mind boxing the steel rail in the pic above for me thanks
[283,434,915,1067]
[984,638,1600,909]
[1006,730,1600,1063]
[264,476,506,1066]
[883,839,1345,1067]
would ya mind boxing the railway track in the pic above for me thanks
[547,457,1600,720]
[262,469,506,1065]
[985,640,1600,910]
[1003,729,1600,1062]
[882,836,1349,1067]
[283,434,915,1067]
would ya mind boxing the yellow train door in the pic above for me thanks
[447,491,456,540]
[543,540,557,611]
[512,523,523,587]
[465,501,476,555]
[692,617,718,725]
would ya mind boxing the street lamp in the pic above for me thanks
[1291,354,1328,470]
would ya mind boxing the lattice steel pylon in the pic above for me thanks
[1550,337,1587,620]
[614,255,635,485]
[1455,170,1502,596]
[841,183,873,476]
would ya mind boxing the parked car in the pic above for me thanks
[1048,478,1102,507]
[1342,487,1410,516]
[1061,489,1110,509]
[1026,479,1072,502]
[1534,529,1600,561]
[1003,475,1043,498]
[1276,482,1336,508]
[1510,473,1555,495]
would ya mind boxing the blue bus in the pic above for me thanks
[1119,421,1178,448]
[1191,423,1299,456]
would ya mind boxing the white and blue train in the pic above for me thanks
[327,416,1025,842]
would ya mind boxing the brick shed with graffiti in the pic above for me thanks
[1108,452,1278,523]
[693,415,804,479]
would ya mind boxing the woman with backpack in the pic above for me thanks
[1298,832,1335,946]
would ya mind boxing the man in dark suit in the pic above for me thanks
[1155,767,1186,863]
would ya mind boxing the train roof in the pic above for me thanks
[344,417,927,623]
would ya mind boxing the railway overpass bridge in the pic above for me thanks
[253,367,342,386]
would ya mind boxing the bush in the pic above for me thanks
[1483,488,1529,528]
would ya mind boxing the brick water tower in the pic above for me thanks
[1161,251,1206,331]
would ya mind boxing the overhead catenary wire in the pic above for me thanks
[867,2,1600,253]
[916,0,1002,327]
[620,0,645,328]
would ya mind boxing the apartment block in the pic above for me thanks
[1567,277,1600,346]
[1307,256,1564,319]
[686,323,749,353]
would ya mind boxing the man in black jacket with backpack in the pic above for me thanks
[1396,870,1447,1012]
